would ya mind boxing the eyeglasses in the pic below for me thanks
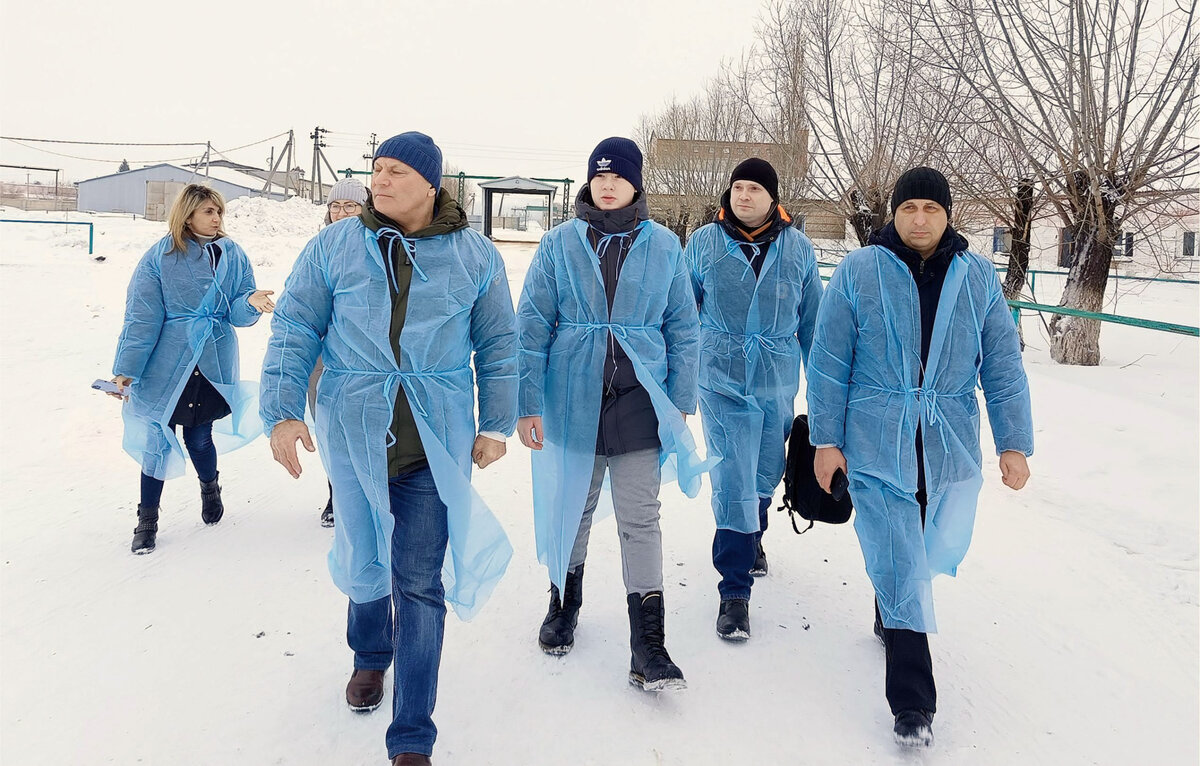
[329,202,362,213]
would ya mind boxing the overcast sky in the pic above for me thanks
[0,0,763,185]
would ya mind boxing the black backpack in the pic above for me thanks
[780,414,854,534]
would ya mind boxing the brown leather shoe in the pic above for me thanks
[391,755,432,765]
[345,668,385,712]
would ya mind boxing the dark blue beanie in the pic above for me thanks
[375,132,443,190]
[587,137,643,192]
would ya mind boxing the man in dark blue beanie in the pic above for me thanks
[264,130,518,766]
[375,131,443,192]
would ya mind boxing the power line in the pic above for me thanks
[1,138,201,164]
[216,132,289,154]
[0,135,206,147]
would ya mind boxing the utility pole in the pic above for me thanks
[363,132,378,174]
[286,130,295,197]
[310,126,329,203]
[263,131,294,198]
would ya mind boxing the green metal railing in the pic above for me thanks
[1,218,94,254]
[814,259,1198,336]
[1007,300,1198,337]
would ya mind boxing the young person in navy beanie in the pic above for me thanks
[586,136,644,193]
[517,136,704,692]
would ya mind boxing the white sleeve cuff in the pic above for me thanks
[479,431,507,443]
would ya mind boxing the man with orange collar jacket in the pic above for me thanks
[685,158,824,641]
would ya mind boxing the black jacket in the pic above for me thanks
[574,187,661,457]
[868,221,969,495]
[869,222,969,369]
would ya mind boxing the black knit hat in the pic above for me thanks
[891,166,951,215]
[730,157,779,201]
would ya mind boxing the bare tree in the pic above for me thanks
[732,0,963,246]
[919,0,1198,364]
[638,82,755,242]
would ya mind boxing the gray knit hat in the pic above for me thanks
[328,178,368,205]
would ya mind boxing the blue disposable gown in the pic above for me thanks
[260,219,517,620]
[113,236,263,480]
[685,223,823,532]
[517,218,713,590]
[806,246,1034,632]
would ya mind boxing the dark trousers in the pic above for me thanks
[877,489,936,715]
[139,423,218,507]
[712,496,771,601]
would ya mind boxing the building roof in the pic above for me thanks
[478,176,558,193]
[77,162,277,195]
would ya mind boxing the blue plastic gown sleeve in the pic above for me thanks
[684,237,704,310]
[260,238,332,434]
[471,250,519,436]
[978,268,1034,456]
[796,246,824,368]
[227,246,263,328]
[113,252,166,380]
[516,241,559,418]
[806,263,856,449]
[663,243,700,415]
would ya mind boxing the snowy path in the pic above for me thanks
[1,209,1196,765]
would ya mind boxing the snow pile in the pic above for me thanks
[224,196,325,266]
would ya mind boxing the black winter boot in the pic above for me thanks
[627,592,686,692]
[320,489,334,528]
[200,472,224,525]
[750,540,768,577]
[893,709,934,748]
[131,504,159,554]
[538,565,584,655]
[716,598,751,641]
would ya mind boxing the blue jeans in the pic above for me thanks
[712,496,771,601]
[345,466,448,759]
[139,423,218,507]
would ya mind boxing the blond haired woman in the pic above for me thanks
[110,184,275,553]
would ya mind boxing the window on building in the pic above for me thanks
[1183,231,1195,259]
[1113,230,1134,260]
[992,226,1012,254]
[1058,227,1075,268]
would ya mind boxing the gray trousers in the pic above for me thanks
[306,355,324,417]
[568,448,664,595]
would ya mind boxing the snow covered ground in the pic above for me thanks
[1,204,1197,765]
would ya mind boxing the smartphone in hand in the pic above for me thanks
[92,379,127,397]
[830,468,849,501]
